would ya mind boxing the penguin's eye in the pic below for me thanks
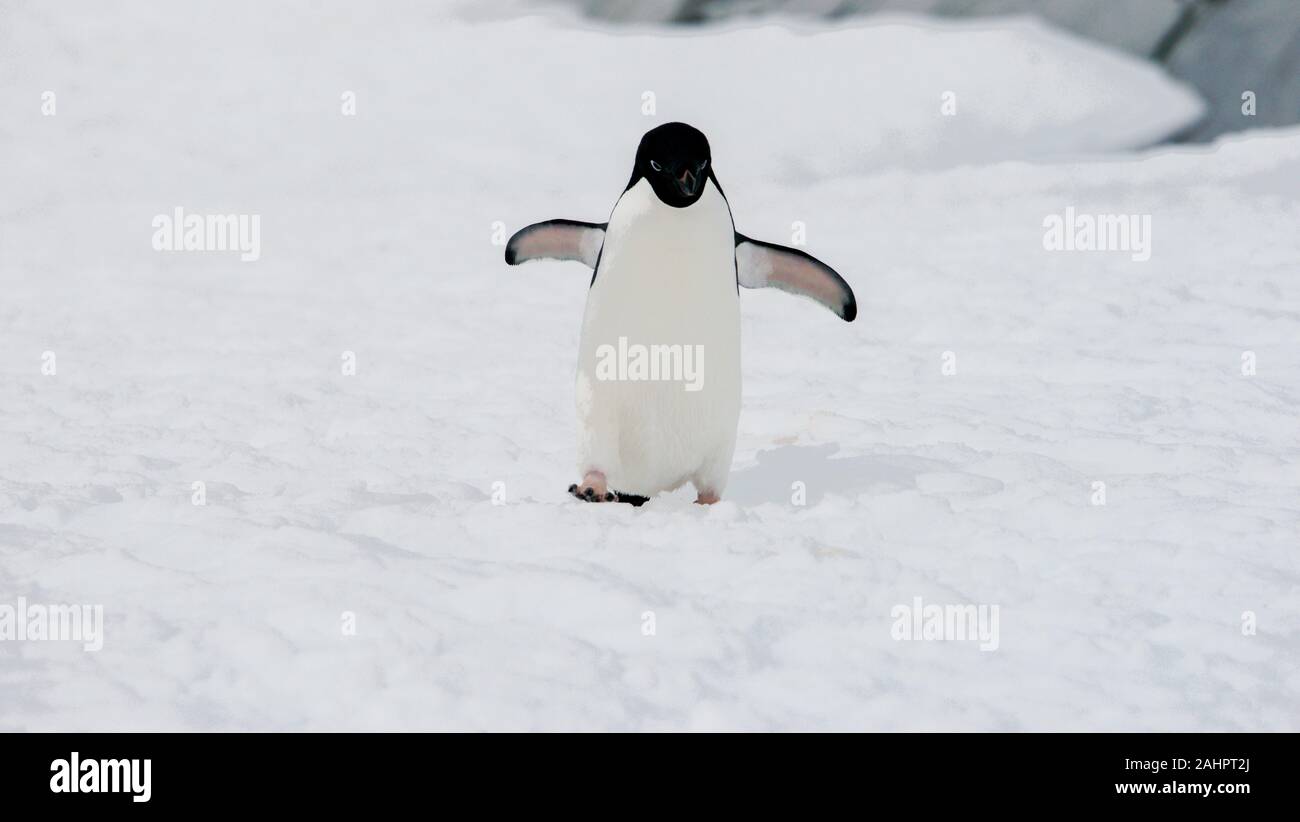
[650,161,663,172]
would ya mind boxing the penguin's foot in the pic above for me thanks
[567,472,650,506]
[695,491,720,505]
[569,471,613,502]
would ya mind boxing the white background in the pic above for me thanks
[1,1,1297,730]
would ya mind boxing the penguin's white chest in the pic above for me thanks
[575,179,741,495]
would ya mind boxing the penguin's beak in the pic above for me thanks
[675,168,699,197]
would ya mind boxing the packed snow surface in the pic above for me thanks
[0,1,1296,730]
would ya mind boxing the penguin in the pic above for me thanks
[506,122,855,506]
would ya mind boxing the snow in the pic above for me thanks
[1,1,1297,730]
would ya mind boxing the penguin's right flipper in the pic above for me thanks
[505,219,606,269]
[735,233,857,322]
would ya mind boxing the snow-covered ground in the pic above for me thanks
[1,1,1297,730]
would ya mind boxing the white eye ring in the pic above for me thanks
[650,161,662,172]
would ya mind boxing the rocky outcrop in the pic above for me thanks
[1162,0,1300,140]
[561,0,1300,142]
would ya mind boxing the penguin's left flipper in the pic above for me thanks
[505,219,606,268]
[735,233,857,322]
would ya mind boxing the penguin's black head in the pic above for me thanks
[630,122,713,208]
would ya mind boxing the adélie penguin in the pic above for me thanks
[506,122,856,506]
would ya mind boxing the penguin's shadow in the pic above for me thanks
[726,444,945,506]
